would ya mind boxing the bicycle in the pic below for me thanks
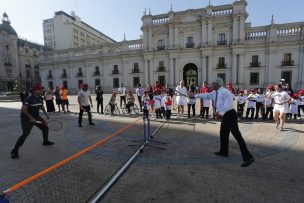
[121,103,140,115]
[104,103,120,116]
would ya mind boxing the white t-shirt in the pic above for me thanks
[78,90,91,106]
[153,95,162,109]
[236,95,247,105]
[289,99,299,114]
[247,94,257,108]
[118,87,127,95]
[265,91,274,106]
[272,91,291,113]
[256,94,265,103]
[175,85,187,105]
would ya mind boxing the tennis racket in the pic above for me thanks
[35,120,62,131]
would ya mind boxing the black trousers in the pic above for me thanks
[166,109,171,119]
[246,108,255,119]
[298,105,304,117]
[137,96,142,111]
[264,107,273,119]
[14,117,49,150]
[237,104,245,118]
[97,100,103,113]
[219,109,253,161]
[79,105,92,124]
[188,104,195,117]
[120,96,126,108]
[255,102,264,118]
[155,108,162,118]
[201,107,209,118]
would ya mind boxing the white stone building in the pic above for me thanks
[0,13,52,92]
[43,11,116,50]
[39,0,304,93]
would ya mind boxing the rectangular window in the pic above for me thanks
[284,53,292,62]
[217,73,226,84]
[78,80,83,88]
[252,55,259,64]
[48,81,53,89]
[157,39,165,50]
[95,79,101,87]
[133,63,139,73]
[281,71,292,84]
[133,77,140,87]
[113,78,119,88]
[219,57,225,65]
[63,81,68,89]
[159,61,164,68]
[250,72,259,85]
[186,37,194,48]
[218,33,226,45]
[158,75,165,86]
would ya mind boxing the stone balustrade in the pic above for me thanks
[152,17,169,25]
[211,6,233,16]
[276,23,302,37]
[245,26,268,40]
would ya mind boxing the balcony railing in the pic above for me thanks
[112,70,119,74]
[61,73,67,78]
[217,63,227,69]
[217,40,227,45]
[157,67,166,72]
[47,74,53,79]
[76,72,83,77]
[93,71,100,76]
[185,43,195,48]
[282,60,294,66]
[157,45,166,50]
[4,62,12,66]
[132,68,140,73]
[250,62,261,67]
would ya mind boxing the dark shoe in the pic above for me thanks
[241,158,255,167]
[214,152,228,157]
[43,141,55,146]
[11,149,19,159]
[78,124,82,127]
[89,122,95,125]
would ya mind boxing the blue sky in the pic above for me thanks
[1,0,303,45]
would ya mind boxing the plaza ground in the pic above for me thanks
[0,95,303,202]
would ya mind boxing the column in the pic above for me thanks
[149,60,154,84]
[144,60,149,85]
[232,54,237,83]
[207,56,213,82]
[202,21,207,47]
[202,55,207,82]
[169,25,174,49]
[143,28,148,52]
[207,21,213,46]
[148,29,153,51]
[174,26,179,48]
[238,54,244,86]
[239,16,245,43]
[232,16,239,44]
[169,57,174,86]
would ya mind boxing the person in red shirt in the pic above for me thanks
[153,81,162,93]
[199,82,209,117]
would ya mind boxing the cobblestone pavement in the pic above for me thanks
[0,95,303,202]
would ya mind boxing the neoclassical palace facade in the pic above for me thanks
[39,0,304,92]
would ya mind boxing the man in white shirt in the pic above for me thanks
[118,83,127,108]
[236,90,246,119]
[195,78,254,167]
[175,80,187,118]
[135,83,144,112]
[78,84,94,127]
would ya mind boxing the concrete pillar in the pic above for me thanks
[202,55,207,82]
[239,16,245,43]
[174,26,179,48]
[169,57,174,86]
[232,54,237,83]
[208,56,213,82]
[233,16,239,44]
[202,21,207,47]
[148,29,153,51]
[169,25,174,49]
[207,22,213,46]
[238,54,244,86]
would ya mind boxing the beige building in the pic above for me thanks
[43,11,116,50]
[0,13,51,92]
[39,0,304,93]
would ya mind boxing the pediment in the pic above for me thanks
[180,26,200,34]
[180,10,201,23]
[153,30,168,36]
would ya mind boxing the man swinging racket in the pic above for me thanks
[11,83,54,159]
